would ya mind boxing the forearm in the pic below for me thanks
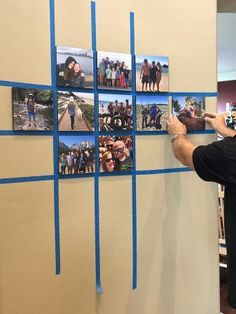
[218,126,236,138]
[172,135,196,169]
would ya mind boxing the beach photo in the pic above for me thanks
[172,96,205,131]
[56,47,93,88]
[99,94,132,132]
[12,88,53,131]
[58,92,94,131]
[136,55,169,93]
[136,95,169,131]
[59,135,95,175]
[97,51,132,91]
[99,135,133,173]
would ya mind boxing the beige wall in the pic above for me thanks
[0,0,218,314]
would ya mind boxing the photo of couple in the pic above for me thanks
[136,55,169,92]
[136,95,169,131]
[58,92,94,131]
[99,94,132,132]
[57,47,93,88]
[97,51,132,91]
[172,96,206,131]
[99,136,133,173]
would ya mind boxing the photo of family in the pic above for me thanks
[58,92,94,131]
[99,136,133,173]
[12,88,53,131]
[56,47,93,88]
[136,95,169,131]
[172,96,205,131]
[136,55,169,93]
[97,51,132,91]
[59,135,95,175]
[99,94,132,132]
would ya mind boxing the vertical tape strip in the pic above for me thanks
[130,12,137,290]
[91,0,103,294]
[49,0,60,274]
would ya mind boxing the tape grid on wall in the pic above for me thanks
[0,0,217,293]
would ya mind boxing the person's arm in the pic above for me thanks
[171,135,196,169]
[205,112,236,137]
[167,115,196,169]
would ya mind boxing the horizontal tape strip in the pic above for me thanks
[0,175,54,184]
[0,80,217,97]
[0,167,192,184]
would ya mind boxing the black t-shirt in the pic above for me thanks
[192,136,236,185]
[192,136,236,222]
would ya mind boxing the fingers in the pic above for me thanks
[205,112,216,118]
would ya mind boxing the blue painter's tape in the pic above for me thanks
[0,80,52,90]
[58,131,95,136]
[130,11,137,290]
[56,86,95,94]
[0,175,54,185]
[0,130,53,136]
[135,91,218,97]
[59,173,94,180]
[91,0,103,294]
[49,0,61,275]
[136,167,192,176]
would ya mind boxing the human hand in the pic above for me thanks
[204,113,226,133]
[167,114,187,136]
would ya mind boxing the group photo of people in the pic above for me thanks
[172,96,206,131]
[136,55,169,92]
[99,94,132,132]
[12,88,53,131]
[136,95,169,131]
[58,92,94,131]
[56,47,94,88]
[97,51,132,91]
[99,136,133,172]
[59,136,95,175]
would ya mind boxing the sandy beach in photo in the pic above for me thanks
[136,70,169,92]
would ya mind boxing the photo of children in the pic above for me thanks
[136,55,169,92]
[99,94,132,132]
[58,92,94,131]
[57,47,93,88]
[172,96,205,131]
[136,95,169,131]
[99,136,133,173]
[97,51,132,91]
[12,88,53,131]
[59,136,95,175]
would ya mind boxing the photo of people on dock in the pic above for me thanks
[136,55,169,92]
[56,47,93,88]
[58,92,94,131]
[12,88,53,131]
[99,94,132,132]
[97,51,132,91]
[172,96,205,131]
[59,135,95,175]
[136,95,169,131]
[99,136,133,173]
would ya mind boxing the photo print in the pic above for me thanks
[59,135,95,175]
[97,51,132,91]
[99,94,132,132]
[136,95,169,131]
[136,55,169,93]
[12,88,53,131]
[56,47,93,88]
[58,92,94,131]
[172,96,205,131]
[99,135,133,173]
